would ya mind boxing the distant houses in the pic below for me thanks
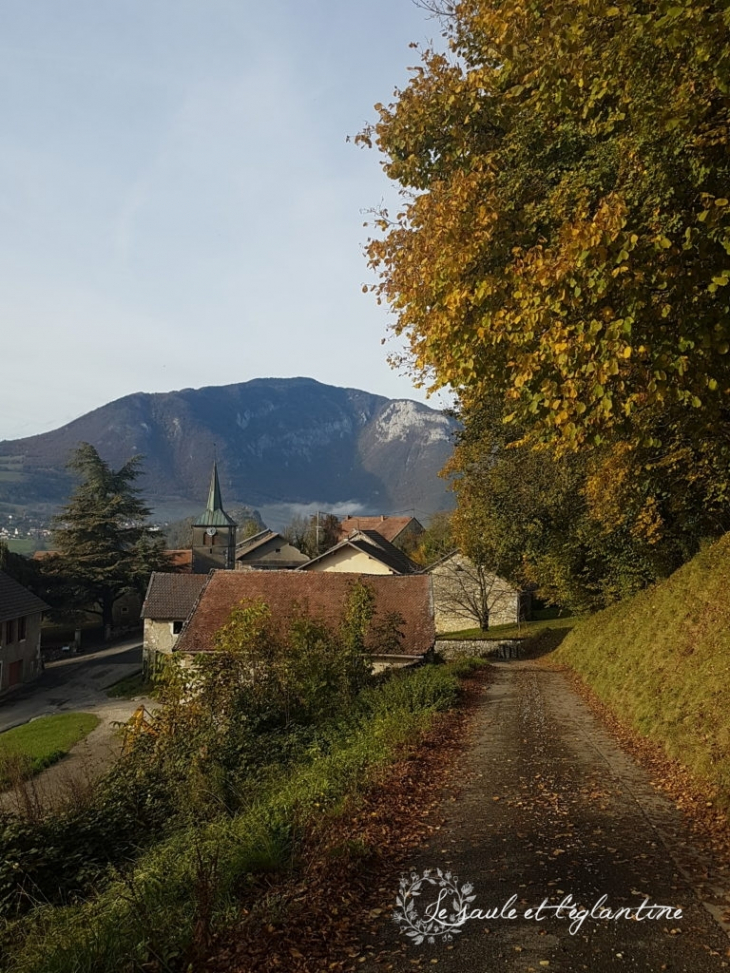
[337,515,424,550]
[142,468,524,669]
[0,571,48,695]
[299,529,418,575]
[235,530,309,571]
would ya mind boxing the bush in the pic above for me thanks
[2,662,463,973]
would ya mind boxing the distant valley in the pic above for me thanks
[0,377,458,530]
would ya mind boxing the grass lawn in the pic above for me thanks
[3,537,38,556]
[106,671,156,699]
[0,713,100,784]
[438,613,580,641]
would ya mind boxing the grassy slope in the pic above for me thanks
[439,614,578,641]
[556,533,730,805]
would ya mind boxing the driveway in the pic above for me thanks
[358,660,730,972]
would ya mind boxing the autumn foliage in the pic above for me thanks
[360,0,730,604]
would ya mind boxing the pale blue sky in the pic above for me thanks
[0,0,449,441]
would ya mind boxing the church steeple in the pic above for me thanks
[192,460,237,573]
[196,462,236,528]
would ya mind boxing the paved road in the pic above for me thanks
[360,661,730,972]
[0,637,153,813]
[0,637,143,733]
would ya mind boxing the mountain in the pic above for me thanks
[0,378,458,526]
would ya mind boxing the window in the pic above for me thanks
[17,617,26,641]
[5,619,15,644]
[172,620,183,635]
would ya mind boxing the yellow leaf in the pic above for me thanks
[622,346,632,358]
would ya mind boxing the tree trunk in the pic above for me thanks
[102,593,115,641]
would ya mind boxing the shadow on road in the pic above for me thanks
[518,625,573,660]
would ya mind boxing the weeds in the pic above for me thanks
[2,663,466,973]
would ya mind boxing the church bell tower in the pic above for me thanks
[191,462,237,574]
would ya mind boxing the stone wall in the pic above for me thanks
[142,618,179,670]
[435,638,522,660]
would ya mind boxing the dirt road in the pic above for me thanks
[359,660,730,972]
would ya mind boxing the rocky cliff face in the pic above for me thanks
[0,378,458,520]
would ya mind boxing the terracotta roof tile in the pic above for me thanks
[175,571,434,657]
[141,572,208,621]
[336,516,423,544]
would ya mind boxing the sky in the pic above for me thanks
[0,0,451,442]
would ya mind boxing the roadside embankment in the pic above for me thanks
[555,532,730,809]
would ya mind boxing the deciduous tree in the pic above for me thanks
[361,0,730,449]
[360,0,730,599]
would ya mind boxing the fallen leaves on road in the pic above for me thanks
[205,669,490,973]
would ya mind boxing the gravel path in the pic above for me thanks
[359,660,730,972]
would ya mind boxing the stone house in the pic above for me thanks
[0,571,48,694]
[168,570,435,674]
[235,530,309,570]
[427,551,530,634]
[300,529,419,575]
[140,572,208,669]
[337,515,424,552]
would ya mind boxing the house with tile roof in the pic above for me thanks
[337,515,424,551]
[0,571,49,694]
[299,529,419,576]
[235,529,309,571]
[140,572,208,666]
[171,571,435,673]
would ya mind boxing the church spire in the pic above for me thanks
[206,461,223,514]
[193,460,236,527]
[192,458,238,573]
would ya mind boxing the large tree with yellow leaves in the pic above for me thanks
[361,0,730,603]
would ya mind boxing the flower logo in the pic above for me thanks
[392,868,476,945]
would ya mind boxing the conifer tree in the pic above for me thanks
[46,443,171,637]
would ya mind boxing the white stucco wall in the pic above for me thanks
[305,547,396,575]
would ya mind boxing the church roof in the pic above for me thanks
[193,462,237,527]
